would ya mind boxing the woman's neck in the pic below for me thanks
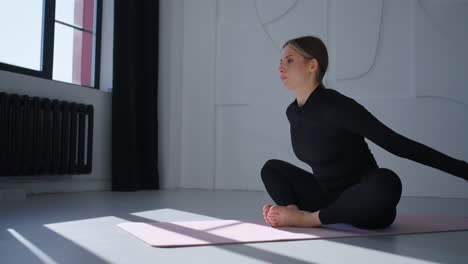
[295,82,321,107]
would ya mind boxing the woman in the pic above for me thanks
[261,36,468,229]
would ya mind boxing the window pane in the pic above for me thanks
[56,0,95,31]
[53,23,94,87]
[0,0,44,70]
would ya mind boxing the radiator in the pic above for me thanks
[0,92,94,176]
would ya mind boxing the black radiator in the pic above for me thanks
[0,92,93,176]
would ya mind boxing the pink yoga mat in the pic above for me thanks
[118,214,468,248]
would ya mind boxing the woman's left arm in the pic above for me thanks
[326,96,468,181]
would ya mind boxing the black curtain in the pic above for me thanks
[112,0,159,191]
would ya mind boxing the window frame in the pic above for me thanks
[0,0,103,89]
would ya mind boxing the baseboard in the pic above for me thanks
[0,178,111,196]
[0,188,27,200]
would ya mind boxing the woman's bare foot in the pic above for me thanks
[263,204,273,225]
[263,204,300,225]
[286,204,299,210]
[267,205,322,228]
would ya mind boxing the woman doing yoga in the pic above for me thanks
[261,36,468,229]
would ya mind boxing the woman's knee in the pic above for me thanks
[365,168,403,207]
[379,168,402,194]
[260,159,284,181]
[367,168,402,191]
[352,207,397,230]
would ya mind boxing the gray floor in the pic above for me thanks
[0,189,467,264]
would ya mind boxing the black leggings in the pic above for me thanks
[261,159,403,229]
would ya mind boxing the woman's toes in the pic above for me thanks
[270,205,283,213]
[263,204,273,213]
[267,215,274,223]
[264,210,272,225]
[267,211,278,222]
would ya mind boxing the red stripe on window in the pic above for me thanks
[72,0,94,86]
[83,0,94,31]
[81,32,92,87]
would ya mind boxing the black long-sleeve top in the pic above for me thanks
[286,83,468,192]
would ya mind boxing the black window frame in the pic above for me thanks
[0,0,103,89]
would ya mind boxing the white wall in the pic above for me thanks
[159,0,468,198]
[0,0,114,195]
[158,0,184,189]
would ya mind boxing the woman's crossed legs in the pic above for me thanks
[260,159,402,229]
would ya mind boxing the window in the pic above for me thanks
[0,0,102,88]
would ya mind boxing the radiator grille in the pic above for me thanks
[0,92,93,176]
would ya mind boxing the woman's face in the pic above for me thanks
[278,44,315,90]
